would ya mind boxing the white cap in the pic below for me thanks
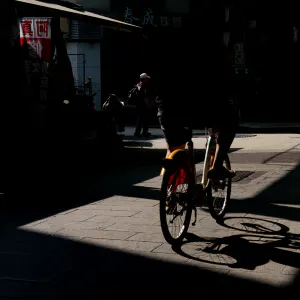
[140,73,150,79]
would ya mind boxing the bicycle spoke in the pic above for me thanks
[165,176,189,239]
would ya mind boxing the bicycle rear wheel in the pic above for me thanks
[160,154,194,245]
[206,154,232,220]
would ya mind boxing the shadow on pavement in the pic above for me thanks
[0,225,291,300]
[171,161,300,295]
[3,145,242,227]
[2,142,299,298]
[174,219,300,271]
[227,163,300,222]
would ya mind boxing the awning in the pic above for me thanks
[15,0,141,32]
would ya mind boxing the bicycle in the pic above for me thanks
[159,127,232,245]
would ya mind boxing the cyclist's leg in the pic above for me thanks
[212,127,235,168]
[208,107,238,179]
[158,115,190,154]
[158,115,191,176]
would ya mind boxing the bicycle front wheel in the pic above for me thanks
[160,155,195,245]
[206,154,232,220]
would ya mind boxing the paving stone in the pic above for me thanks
[127,233,166,243]
[193,217,225,229]
[77,215,115,224]
[134,183,160,188]
[46,213,97,223]
[76,205,114,211]
[188,227,241,239]
[56,229,136,240]
[104,223,162,233]
[89,216,158,225]
[93,199,137,206]
[110,217,158,225]
[133,199,160,206]
[85,210,141,218]
[57,208,79,215]
[63,221,115,230]
[227,271,294,287]
[252,261,286,274]
[132,210,159,219]
[152,243,175,254]
[82,238,162,252]
[24,223,64,234]
[143,252,189,264]
[185,258,232,271]
[282,265,300,275]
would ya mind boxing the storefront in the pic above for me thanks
[1,0,140,206]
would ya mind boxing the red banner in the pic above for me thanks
[19,18,52,102]
[19,18,52,62]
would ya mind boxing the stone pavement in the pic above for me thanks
[1,128,300,299]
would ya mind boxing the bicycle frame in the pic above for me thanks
[160,127,216,189]
[201,128,216,188]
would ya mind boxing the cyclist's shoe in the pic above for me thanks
[208,166,236,180]
[142,132,151,137]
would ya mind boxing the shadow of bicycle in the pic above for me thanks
[172,217,300,271]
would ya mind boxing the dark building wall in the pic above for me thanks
[102,0,300,122]
[100,0,192,101]
[224,0,300,122]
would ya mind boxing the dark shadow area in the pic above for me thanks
[0,224,291,300]
[3,146,242,228]
[2,127,299,299]
[122,134,166,141]
[263,143,300,164]
[229,151,282,164]
[122,140,154,147]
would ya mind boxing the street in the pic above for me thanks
[1,127,300,299]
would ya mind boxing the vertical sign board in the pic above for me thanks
[19,18,52,102]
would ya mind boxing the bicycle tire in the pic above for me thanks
[160,152,194,245]
[206,154,232,220]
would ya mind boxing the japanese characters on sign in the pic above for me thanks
[124,7,139,24]
[143,8,155,26]
[19,18,52,62]
[123,7,182,28]
[19,18,52,102]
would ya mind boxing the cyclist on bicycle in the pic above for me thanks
[156,42,238,180]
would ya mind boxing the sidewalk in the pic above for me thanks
[238,122,300,133]
[0,132,300,299]
[122,122,300,137]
